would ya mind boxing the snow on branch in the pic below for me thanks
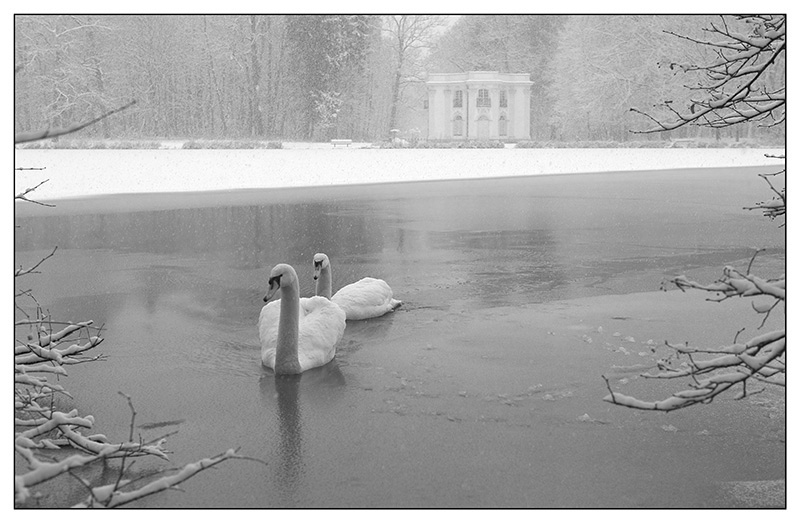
[604,251,784,412]
[73,449,246,508]
[630,15,785,133]
[744,165,785,225]
[14,286,249,506]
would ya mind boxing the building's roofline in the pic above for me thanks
[426,80,533,86]
[425,71,532,86]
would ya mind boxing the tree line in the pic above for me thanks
[14,14,785,144]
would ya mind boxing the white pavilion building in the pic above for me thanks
[424,71,532,141]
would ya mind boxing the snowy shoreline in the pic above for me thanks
[14,147,784,202]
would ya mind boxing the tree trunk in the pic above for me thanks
[249,15,264,137]
[388,60,403,134]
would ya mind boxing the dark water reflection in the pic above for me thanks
[15,201,384,271]
[259,364,346,506]
[14,167,785,508]
[16,167,785,315]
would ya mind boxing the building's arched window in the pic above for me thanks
[453,115,463,136]
[499,115,507,136]
[453,90,463,108]
[477,89,491,107]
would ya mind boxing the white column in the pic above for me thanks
[433,87,445,139]
[466,85,475,140]
[426,88,435,139]
[508,87,516,139]
[521,86,531,140]
[444,89,452,139]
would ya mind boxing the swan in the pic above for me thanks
[259,263,346,374]
[313,253,402,321]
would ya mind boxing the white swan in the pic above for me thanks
[313,253,402,321]
[259,263,346,374]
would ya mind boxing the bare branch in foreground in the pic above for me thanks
[14,99,137,145]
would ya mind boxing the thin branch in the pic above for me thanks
[15,246,58,277]
[15,179,56,207]
[115,392,137,493]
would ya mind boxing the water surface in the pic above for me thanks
[14,166,785,508]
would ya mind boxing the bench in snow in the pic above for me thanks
[331,139,352,147]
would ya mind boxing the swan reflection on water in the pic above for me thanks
[258,362,346,505]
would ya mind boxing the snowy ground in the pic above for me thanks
[14,147,785,201]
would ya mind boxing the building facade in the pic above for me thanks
[425,71,532,141]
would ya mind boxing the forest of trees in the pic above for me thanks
[14,14,786,144]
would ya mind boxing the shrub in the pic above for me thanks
[181,139,283,149]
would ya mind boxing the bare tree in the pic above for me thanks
[604,15,785,411]
[383,15,447,134]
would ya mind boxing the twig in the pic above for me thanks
[119,392,137,443]
[746,248,763,274]
[15,246,58,277]
[15,179,55,207]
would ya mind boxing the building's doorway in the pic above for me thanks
[477,116,490,139]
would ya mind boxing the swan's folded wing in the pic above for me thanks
[297,296,346,369]
[332,277,399,320]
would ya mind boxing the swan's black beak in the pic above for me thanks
[264,275,281,302]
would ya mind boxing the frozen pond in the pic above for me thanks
[14,150,785,508]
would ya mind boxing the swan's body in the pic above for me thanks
[259,263,345,374]
[313,253,402,321]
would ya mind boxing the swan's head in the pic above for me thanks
[312,253,330,281]
[264,264,297,303]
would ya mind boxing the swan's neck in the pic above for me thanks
[315,265,333,299]
[275,286,301,374]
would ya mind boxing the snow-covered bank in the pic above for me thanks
[14,147,784,201]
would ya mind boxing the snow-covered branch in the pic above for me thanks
[73,449,243,508]
[14,286,243,506]
[631,15,785,133]
[743,164,786,225]
[604,252,785,412]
